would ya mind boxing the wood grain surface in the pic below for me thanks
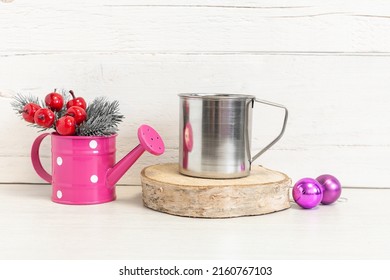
[0,184,389,259]
[141,163,291,218]
[1,1,389,188]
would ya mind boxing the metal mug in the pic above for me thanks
[179,93,288,179]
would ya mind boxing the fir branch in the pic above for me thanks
[11,93,42,116]
[29,124,53,132]
[10,93,53,132]
[11,91,124,136]
[11,89,70,117]
[11,92,61,132]
[77,97,124,136]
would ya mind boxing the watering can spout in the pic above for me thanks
[106,125,165,188]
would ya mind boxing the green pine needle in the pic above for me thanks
[77,97,124,136]
[11,92,124,136]
[11,93,42,115]
[11,93,52,131]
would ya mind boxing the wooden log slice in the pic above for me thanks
[140,163,291,218]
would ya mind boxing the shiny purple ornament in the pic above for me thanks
[292,178,323,209]
[316,174,342,205]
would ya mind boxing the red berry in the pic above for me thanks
[56,116,76,136]
[66,106,87,125]
[66,90,86,110]
[22,103,41,123]
[45,89,64,111]
[34,108,55,128]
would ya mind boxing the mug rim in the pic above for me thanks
[178,93,255,99]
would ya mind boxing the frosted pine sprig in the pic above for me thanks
[11,90,72,131]
[11,89,70,117]
[11,93,42,115]
[11,91,124,136]
[76,97,124,136]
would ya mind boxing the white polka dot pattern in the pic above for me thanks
[56,190,63,199]
[56,157,63,166]
[89,140,98,149]
[90,175,98,183]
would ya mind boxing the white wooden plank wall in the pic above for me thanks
[1,0,389,188]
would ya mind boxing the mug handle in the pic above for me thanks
[250,98,288,163]
[31,133,52,183]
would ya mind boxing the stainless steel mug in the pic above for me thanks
[179,93,288,179]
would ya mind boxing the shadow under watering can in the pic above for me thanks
[31,124,165,205]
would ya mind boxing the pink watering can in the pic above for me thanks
[31,124,165,205]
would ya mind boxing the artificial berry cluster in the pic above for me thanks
[21,89,87,136]
[13,89,124,137]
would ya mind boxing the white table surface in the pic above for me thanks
[0,184,389,260]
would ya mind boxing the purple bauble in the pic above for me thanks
[292,178,323,209]
[316,174,342,205]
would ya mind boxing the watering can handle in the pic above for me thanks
[31,133,52,183]
[250,99,288,163]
